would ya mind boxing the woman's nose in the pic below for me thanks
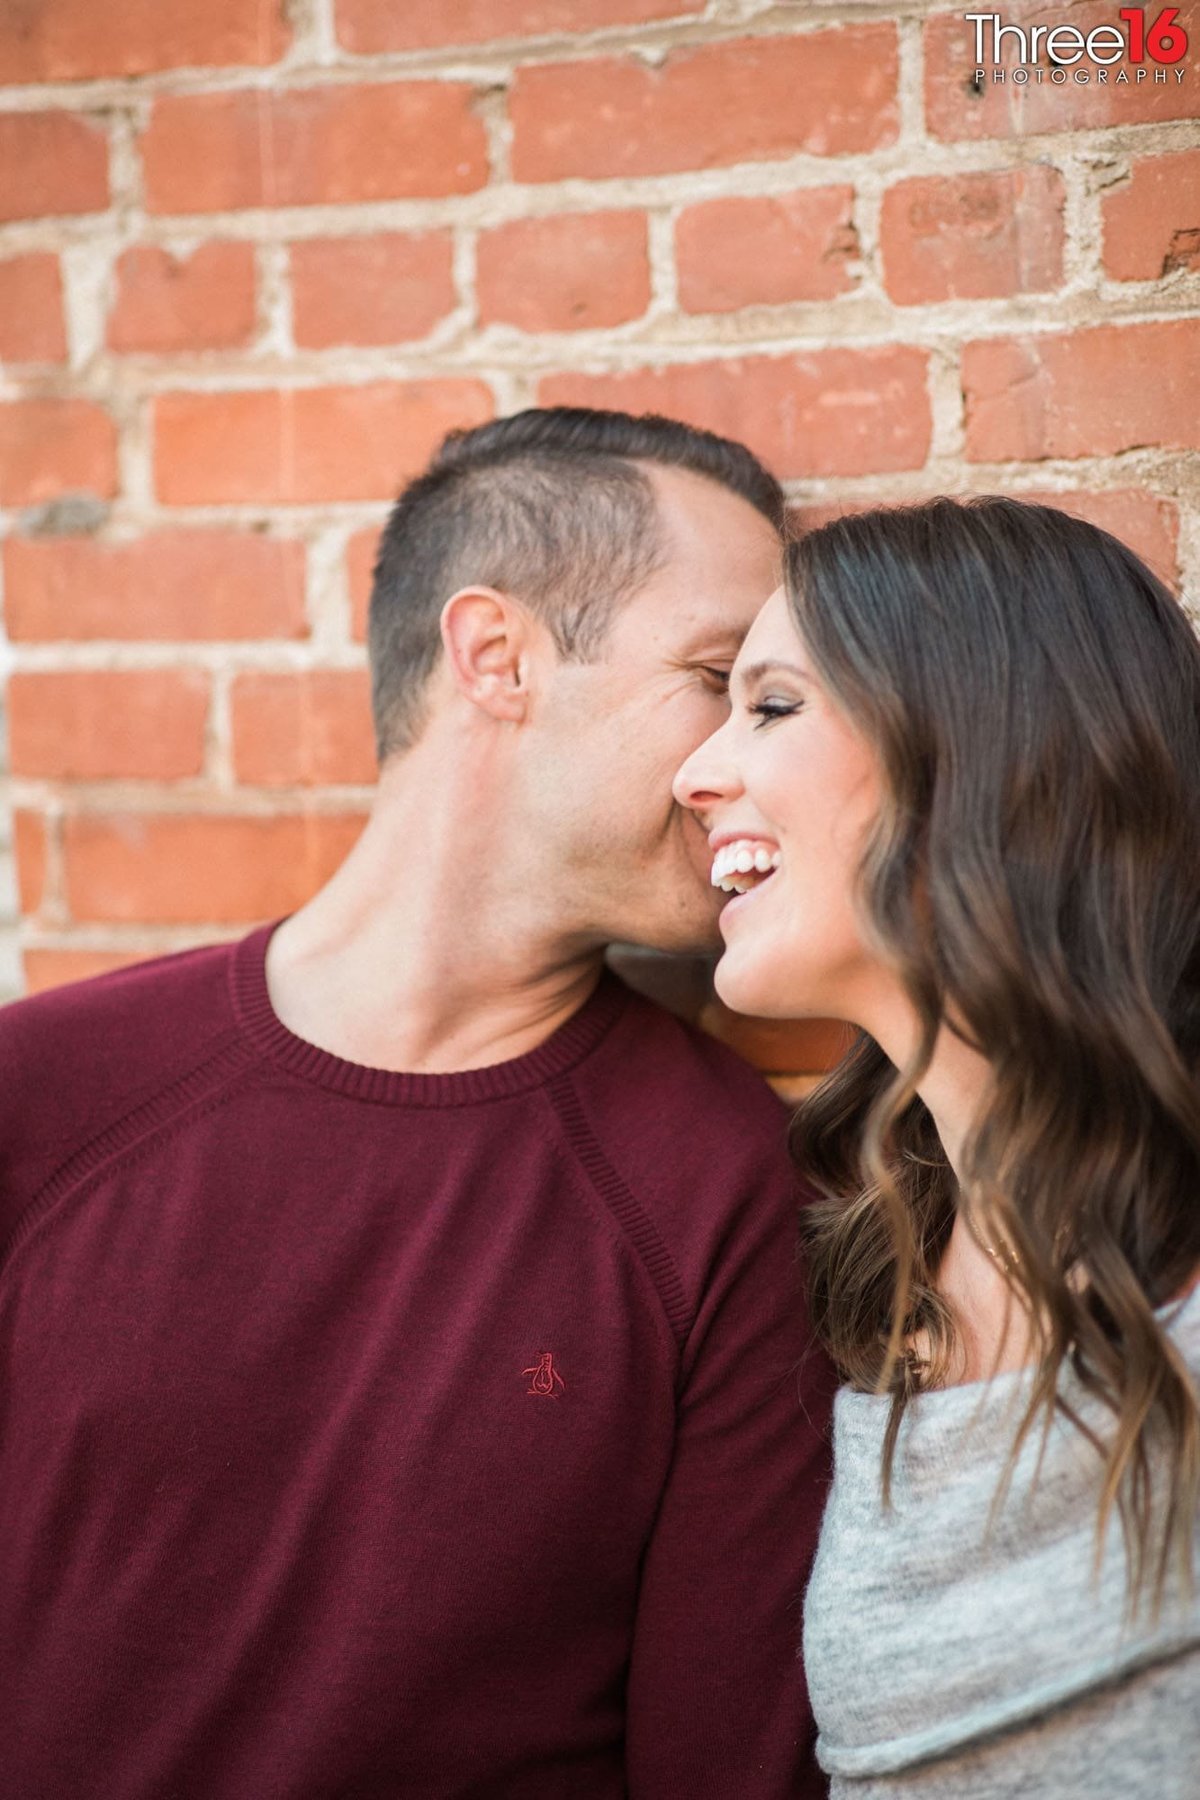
[673,720,742,816]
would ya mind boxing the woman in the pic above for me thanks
[674,497,1200,1797]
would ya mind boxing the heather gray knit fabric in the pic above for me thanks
[803,1285,1200,1798]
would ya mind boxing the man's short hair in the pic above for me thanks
[367,406,785,760]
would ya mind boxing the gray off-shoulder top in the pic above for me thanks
[804,1283,1200,1799]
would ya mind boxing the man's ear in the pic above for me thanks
[440,587,535,724]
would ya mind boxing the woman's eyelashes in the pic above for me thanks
[748,696,804,727]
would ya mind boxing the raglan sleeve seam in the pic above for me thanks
[0,1030,256,1276]
[543,1072,697,1356]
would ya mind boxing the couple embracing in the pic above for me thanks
[2,407,1197,1798]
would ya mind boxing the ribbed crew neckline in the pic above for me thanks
[229,920,630,1107]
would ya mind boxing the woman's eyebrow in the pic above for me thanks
[734,658,811,689]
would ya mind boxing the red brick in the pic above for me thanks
[142,83,488,215]
[64,811,366,924]
[1102,149,1200,280]
[925,2,1200,141]
[8,670,210,780]
[0,110,108,221]
[0,400,117,507]
[1003,488,1181,585]
[791,488,1181,590]
[881,165,1064,305]
[14,810,47,915]
[676,188,857,314]
[107,242,257,353]
[292,232,455,349]
[963,320,1200,462]
[3,533,307,642]
[477,211,650,331]
[511,26,899,180]
[231,670,376,786]
[0,254,67,362]
[154,381,493,505]
[540,348,932,480]
[0,0,289,83]
[347,527,380,641]
[336,0,697,53]
[23,947,152,994]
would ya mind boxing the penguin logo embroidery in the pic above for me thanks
[523,1352,566,1397]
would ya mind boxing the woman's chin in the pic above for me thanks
[714,942,840,1023]
[713,950,784,1020]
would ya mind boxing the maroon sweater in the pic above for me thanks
[0,924,833,1799]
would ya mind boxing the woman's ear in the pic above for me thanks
[440,587,534,724]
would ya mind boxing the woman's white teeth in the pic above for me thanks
[710,838,782,893]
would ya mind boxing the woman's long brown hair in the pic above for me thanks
[790,496,1200,1608]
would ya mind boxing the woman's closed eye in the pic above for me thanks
[749,697,804,727]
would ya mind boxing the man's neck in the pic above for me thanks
[264,769,604,1076]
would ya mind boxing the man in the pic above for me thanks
[0,408,834,1797]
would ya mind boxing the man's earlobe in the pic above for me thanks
[440,587,530,724]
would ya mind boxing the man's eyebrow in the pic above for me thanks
[677,630,744,657]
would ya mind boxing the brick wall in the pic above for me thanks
[1,0,1197,1083]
